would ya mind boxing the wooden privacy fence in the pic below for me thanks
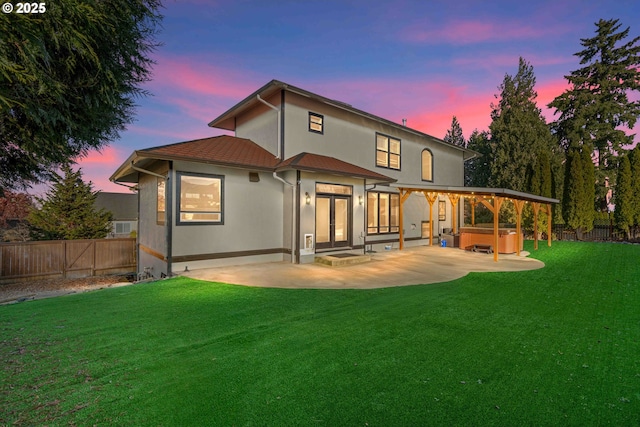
[0,238,136,284]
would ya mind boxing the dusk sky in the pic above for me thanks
[66,0,640,194]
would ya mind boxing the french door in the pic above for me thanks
[315,195,351,250]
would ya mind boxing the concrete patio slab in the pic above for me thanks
[183,245,544,289]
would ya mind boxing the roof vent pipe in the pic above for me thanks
[257,94,281,159]
[402,118,407,126]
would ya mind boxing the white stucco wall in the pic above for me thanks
[235,92,280,157]
[297,173,367,263]
[169,161,284,271]
[137,162,169,278]
[282,92,465,186]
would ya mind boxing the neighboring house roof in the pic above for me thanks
[95,192,138,220]
[208,79,475,159]
[277,152,395,183]
[110,136,394,185]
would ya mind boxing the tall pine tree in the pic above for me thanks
[28,165,112,240]
[628,146,640,237]
[489,57,557,193]
[464,130,492,187]
[563,146,586,232]
[444,116,466,147]
[580,148,596,232]
[549,18,640,211]
[614,154,633,238]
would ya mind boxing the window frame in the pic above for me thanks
[421,148,434,182]
[367,191,400,235]
[375,133,401,170]
[309,112,324,134]
[176,172,224,226]
[157,177,165,225]
[114,222,132,235]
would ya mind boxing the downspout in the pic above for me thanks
[273,172,296,264]
[257,94,281,159]
[131,161,173,277]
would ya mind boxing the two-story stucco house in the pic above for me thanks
[111,80,477,278]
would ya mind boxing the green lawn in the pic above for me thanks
[1,241,639,426]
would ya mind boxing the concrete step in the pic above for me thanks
[315,253,371,267]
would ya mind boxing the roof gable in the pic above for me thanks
[207,80,473,157]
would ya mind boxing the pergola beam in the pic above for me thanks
[422,191,438,246]
[392,184,558,261]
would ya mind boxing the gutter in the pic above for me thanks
[273,172,296,264]
[130,161,166,179]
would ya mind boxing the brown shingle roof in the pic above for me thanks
[276,152,395,183]
[112,136,394,184]
[139,135,279,170]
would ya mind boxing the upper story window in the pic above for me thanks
[177,172,224,225]
[376,133,401,170]
[422,149,433,181]
[309,112,324,134]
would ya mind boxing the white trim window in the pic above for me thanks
[114,222,133,235]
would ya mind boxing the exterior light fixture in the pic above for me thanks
[305,192,311,205]
[359,195,363,205]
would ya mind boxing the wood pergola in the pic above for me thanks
[391,184,560,262]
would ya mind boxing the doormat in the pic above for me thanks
[328,253,360,258]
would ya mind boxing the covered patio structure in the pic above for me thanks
[392,184,559,262]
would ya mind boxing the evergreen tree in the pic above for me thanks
[549,18,640,210]
[444,116,466,147]
[629,146,640,236]
[464,130,492,187]
[0,1,162,191]
[614,154,633,238]
[28,165,112,240]
[563,147,586,232]
[489,57,556,193]
[580,148,595,232]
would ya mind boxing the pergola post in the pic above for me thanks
[514,199,525,256]
[476,195,504,262]
[422,191,438,246]
[532,202,540,250]
[448,194,461,235]
[470,198,477,227]
[546,204,552,247]
[492,197,504,262]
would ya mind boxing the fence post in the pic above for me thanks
[92,240,96,277]
[62,240,67,279]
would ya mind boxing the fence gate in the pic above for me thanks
[0,238,136,284]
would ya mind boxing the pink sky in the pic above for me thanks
[40,1,639,195]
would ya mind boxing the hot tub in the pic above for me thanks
[459,227,523,254]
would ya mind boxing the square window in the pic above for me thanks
[177,173,224,225]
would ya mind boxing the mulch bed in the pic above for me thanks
[0,275,134,304]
